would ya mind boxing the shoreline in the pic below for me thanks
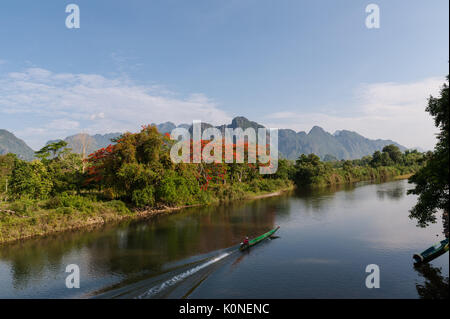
[0,175,413,246]
[0,187,293,245]
[305,172,415,189]
[393,173,415,180]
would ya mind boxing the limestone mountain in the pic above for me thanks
[46,132,122,156]
[0,129,35,161]
[31,116,408,161]
[184,117,407,160]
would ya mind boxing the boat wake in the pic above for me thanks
[136,251,234,299]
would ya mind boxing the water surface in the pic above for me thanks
[0,179,448,298]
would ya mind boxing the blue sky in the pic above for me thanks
[0,0,448,150]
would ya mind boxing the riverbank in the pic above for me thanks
[393,173,415,180]
[0,184,294,245]
[2,178,445,299]
[0,169,416,245]
[299,166,418,189]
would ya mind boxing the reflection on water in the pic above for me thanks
[0,197,285,297]
[0,179,448,299]
[414,263,449,299]
[376,184,405,200]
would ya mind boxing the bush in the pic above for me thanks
[44,193,94,212]
[132,186,155,207]
[156,171,178,205]
[8,160,53,200]
[55,207,74,215]
[105,200,130,214]
[9,198,39,215]
[156,170,200,206]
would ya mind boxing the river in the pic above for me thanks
[0,179,448,298]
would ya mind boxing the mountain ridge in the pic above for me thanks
[0,129,35,161]
[1,116,408,161]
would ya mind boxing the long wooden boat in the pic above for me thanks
[413,238,449,264]
[239,226,280,251]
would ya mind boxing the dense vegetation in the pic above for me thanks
[0,117,428,243]
[408,76,449,230]
[0,125,293,243]
[292,145,425,188]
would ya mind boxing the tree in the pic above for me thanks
[323,154,338,162]
[8,159,53,199]
[35,140,69,160]
[294,154,324,186]
[370,151,383,167]
[342,160,353,171]
[271,158,295,180]
[370,147,396,167]
[46,152,84,194]
[76,133,91,173]
[403,150,425,166]
[380,152,393,166]
[0,153,16,201]
[408,76,449,228]
[360,155,373,166]
[86,125,197,206]
[382,144,403,164]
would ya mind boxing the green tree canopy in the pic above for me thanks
[382,144,403,164]
[0,153,17,200]
[35,140,70,160]
[294,154,325,186]
[408,76,449,228]
[8,159,53,200]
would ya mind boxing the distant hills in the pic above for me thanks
[0,129,35,161]
[1,116,408,161]
[176,117,406,160]
[46,132,122,157]
[278,126,406,160]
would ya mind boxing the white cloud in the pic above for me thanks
[0,68,231,149]
[262,77,445,150]
[0,67,444,151]
[90,112,105,120]
[46,119,80,130]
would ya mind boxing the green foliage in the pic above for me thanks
[0,153,16,200]
[156,170,200,206]
[342,161,353,171]
[270,158,296,180]
[323,154,338,162]
[132,186,155,207]
[293,154,327,187]
[7,150,83,200]
[55,207,74,215]
[382,144,403,164]
[105,200,130,215]
[292,145,425,188]
[35,140,69,160]
[368,145,407,167]
[46,152,84,194]
[8,159,53,200]
[408,76,449,227]
[88,126,168,201]
[44,193,94,213]
[8,198,40,215]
